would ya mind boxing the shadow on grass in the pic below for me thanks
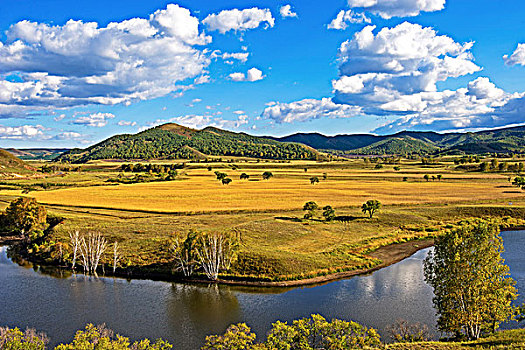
[335,215,363,222]
[275,216,303,222]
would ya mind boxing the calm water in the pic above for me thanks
[0,231,523,349]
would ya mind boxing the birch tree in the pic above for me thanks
[78,232,107,275]
[112,241,120,274]
[424,221,517,340]
[195,231,239,280]
[69,230,80,270]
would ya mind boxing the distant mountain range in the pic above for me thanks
[270,126,525,155]
[5,125,524,165]
[56,123,321,163]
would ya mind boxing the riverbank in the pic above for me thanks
[208,238,435,287]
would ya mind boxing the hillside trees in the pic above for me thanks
[424,221,517,339]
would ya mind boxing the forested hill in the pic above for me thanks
[56,123,321,163]
[271,126,525,155]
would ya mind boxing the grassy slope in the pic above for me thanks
[0,149,35,175]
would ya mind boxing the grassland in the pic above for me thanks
[1,156,524,282]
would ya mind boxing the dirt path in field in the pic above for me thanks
[211,238,435,288]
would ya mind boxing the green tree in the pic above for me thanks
[0,327,48,350]
[201,323,257,350]
[4,197,47,240]
[262,171,273,180]
[374,164,383,169]
[423,221,517,340]
[393,166,401,171]
[309,177,319,185]
[265,314,380,350]
[437,174,442,181]
[215,171,227,181]
[240,173,250,180]
[55,324,172,350]
[480,162,489,172]
[222,178,232,185]
[423,174,430,182]
[303,201,318,219]
[361,200,381,219]
[322,205,335,221]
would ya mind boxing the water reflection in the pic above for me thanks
[0,231,523,350]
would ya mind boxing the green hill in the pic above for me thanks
[272,126,525,155]
[348,137,440,155]
[0,149,35,175]
[56,123,321,163]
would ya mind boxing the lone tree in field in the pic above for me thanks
[424,221,517,340]
[437,174,442,181]
[222,178,232,185]
[322,205,336,221]
[310,176,319,185]
[240,173,249,180]
[423,174,430,182]
[361,200,381,219]
[303,201,319,219]
[214,171,227,181]
[4,197,47,240]
[262,171,273,180]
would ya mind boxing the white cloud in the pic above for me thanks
[333,23,481,113]
[346,0,446,19]
[262,97,362,123]
[203,8,275,34]
[192,98,202,103]
[0,4,211,118]
[0,124,45,139]
[280,5,298,18]
[504,44,525,66]
[54,114,66,122]
[233,110,245,115]
[229,67,264,82]
[211,50,250,63]
[55,131,82,140]
[117,120,137,126]
[73,112,115,127]
[328,10,371,30]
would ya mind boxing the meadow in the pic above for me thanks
[1,156,524,281]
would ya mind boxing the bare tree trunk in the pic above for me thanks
[112,241,120,274]
[78,232,107,275]
[69,230,80,270]
[196,234,222,280]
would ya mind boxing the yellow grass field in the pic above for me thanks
[0,164,517,213]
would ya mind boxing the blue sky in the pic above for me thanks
[1,0,525,147]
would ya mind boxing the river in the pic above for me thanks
[0,231,523,349]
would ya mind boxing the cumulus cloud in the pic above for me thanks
[504,44,525,66]
[280,5,298,18]
[346,0,446,19]
[262,97,362,123]
[211,50,250,63]
[229,67,264,82]
[117,120,137,126]
[0,124,45,139]
[332,23,481,112]
[203,8,275,34]
[73,112,115,127]
[328,22,525,132]
[328,10,371,30]
[0,4,211,118]
[54,131,82,140]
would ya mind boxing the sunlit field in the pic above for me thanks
[0,159,518,213]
